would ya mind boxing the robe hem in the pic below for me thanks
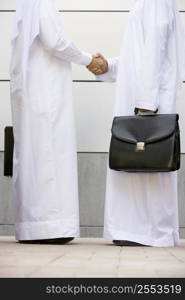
[15,219,80,241]
[103,227,180,247]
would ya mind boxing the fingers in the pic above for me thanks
[136,108,156,116]
[95,53,105,60]
[95,69,105,75]
[94,53,100,58]
[90,68,104,75]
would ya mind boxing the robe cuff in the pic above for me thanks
[134,101,158,112]
[107,58,116,71]
[78,52,92,66]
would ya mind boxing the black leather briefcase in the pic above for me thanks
[109,114,180,172]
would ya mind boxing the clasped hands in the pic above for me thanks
[87,53,108,75]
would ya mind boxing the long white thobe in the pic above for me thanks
[97,0,182,247]
[10,1,92,240]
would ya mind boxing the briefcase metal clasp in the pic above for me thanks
[136,142,145,152]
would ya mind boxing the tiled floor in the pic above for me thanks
[0,237,185,278]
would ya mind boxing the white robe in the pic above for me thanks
[10,0,92,240]
[97,0,185,247]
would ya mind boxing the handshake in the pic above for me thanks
[87,53,108,75]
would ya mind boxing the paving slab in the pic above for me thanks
[0,237,184,278]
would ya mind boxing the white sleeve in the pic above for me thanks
[39,2,92,66]
[135,0,173,111]
[96,57,119,82]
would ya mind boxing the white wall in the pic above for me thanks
[1,0,185,152]
[1,0,185,10]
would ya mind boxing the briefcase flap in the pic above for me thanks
[111,114,179,145]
